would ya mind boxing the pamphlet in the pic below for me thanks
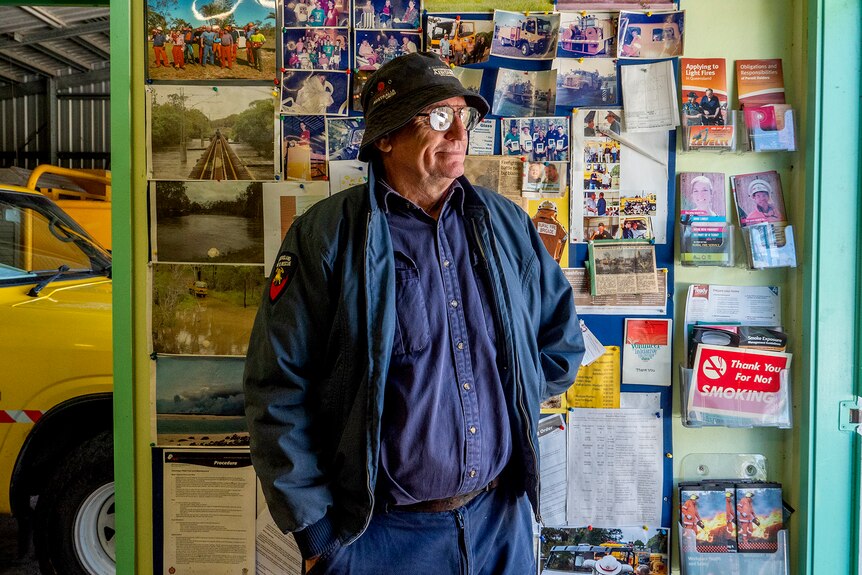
[622,318,672,386]
[730,170,787,228]
[680,58,728,127]
[736,59,785,107]
[679,172,730,265]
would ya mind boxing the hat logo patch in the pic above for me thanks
[433,67,455,77]
[269,251,298,303]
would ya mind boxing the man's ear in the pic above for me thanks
[374,136,393,155]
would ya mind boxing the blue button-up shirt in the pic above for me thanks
[376,179,512,505]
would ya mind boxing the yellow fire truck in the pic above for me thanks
[0,166,114,575]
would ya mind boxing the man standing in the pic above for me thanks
[245,52,584,575]
[249,28,266,71]
[503,123,520,155]
[220,26,234,69]
[597,191,607,215]
[151,27,169,67]
[605,111,621,134]
[683,91,702,126]
[201,25,216,67]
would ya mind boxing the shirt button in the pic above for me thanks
[450,299,459,308]
[463,382,471,390]
[469,426,477,434]
[469,469,477,478]
[456,341,465,350]
[443,259,451,267]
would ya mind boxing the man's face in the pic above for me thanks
[705,89,713,98]
[381,96,469,182]
[753,191,770,208]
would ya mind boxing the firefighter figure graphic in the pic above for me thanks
[725,490,737,539]
[681,494,704,534]
[736,491,761,544]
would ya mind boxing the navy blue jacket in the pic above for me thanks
[244,169,585,558]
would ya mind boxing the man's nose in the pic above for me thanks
[445,113,468,141]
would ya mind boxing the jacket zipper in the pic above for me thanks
[470,216,542,524]
[347,210,375,545]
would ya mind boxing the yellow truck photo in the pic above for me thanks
[496,16,553,57]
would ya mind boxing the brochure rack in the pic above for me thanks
[679,222,735,267]
[742,107,797,152]
[678,454,789,575]
[679,365,793,428]
[740,223,797,269]
[680,112,738,152]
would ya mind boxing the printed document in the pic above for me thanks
[538,414,568,526]
[620,60,680,132]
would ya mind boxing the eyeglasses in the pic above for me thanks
[415,106,481,132]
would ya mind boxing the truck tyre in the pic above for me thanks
[520,41,530,56]
[34,431,116,575]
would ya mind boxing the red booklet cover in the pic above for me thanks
[736,59,785,107]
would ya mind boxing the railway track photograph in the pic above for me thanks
[148,85,276,180]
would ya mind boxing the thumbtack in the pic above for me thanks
[647,11,653,16]
[299,183,305,189]
[578,58,584,63]
[275,174,281,181]
[212,86,218,91]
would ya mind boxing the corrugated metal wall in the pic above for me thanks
[0,75,110,171]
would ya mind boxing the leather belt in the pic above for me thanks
[386,478,500,513]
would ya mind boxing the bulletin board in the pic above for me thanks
[142,0,683,571]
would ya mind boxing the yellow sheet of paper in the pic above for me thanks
[566,346,620,408]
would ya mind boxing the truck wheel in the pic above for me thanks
[34,431,116,575]
[520,42,531,56]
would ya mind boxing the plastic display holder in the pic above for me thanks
[680,111,738,152]
[742,106,797,152]
[679,222,735,267]
[740,223,797,269]
[678,453,789,575]
[679,364,793,429]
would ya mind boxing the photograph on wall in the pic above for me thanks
[355,29,421,70]
[572,108,668,244]
[583,216,618,241]
[327,117,366,161]
[490,10,559,60]
[492,68,557,117]
[583,163,619,192]
[452,66,484,94]
[283,27,350,71]
[281,115,327,180]
[151,263,267,356]
[583,138,620,165]
[618,10,685,59]
[353,0,421,30]
[284,0,349,27]
[539,525,669,575]
[426,15,493,65]
[425,0,552,10]
[151,181,263,264]
[147,85,275,180]
[262,181,330,270]
[280,70,350,115]
[522,161,566,197]
[145,1,275,80]
[555,58,618,108]
[617,215,653,240]
[329,160,368,194]
[556,11,617,58]
[155,355,248,446]
[620,191,657,216]
[500,117,570,161]
[351,69,374,112]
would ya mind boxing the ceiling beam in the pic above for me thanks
[0,20,110,50]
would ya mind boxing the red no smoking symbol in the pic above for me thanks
[702,355,727,379]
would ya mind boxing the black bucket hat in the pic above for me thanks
[358,51,489,162]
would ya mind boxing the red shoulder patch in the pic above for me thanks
[269,251,298,303]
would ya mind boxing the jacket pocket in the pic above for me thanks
[393,252,430,355]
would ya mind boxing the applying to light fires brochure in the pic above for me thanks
[622,318,672,386]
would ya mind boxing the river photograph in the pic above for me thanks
[153,181,264,264]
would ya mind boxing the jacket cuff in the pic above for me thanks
[293,513,339,559]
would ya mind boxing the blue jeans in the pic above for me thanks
[203,45,214,65]
[309,484,535,575]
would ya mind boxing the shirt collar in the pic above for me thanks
[375,178,465,216]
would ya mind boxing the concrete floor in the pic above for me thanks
[0,514,39,575]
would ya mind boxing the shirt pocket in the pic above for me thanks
[392,252,430,355]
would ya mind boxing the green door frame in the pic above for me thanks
[799,0,861,573]
[105,0,861,573]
